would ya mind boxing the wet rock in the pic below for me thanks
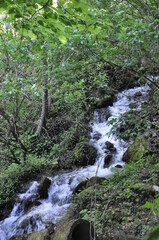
[105,109,111,119]
[0,200,14,221]
[105,141,116,152]
[129,102,137,109]
[115,164,123,168]
[134,91,142,97]
[92,132,102,141]
[14,196,22,203]
[47,223,56,235]
[37,178,51,199]
[122,149,130,163]
[73,177,105,194]
[24,196,41,213]
[94,95,114,108]
[104,154,113,167]
[74,142,97,166]
[73,180,89,194]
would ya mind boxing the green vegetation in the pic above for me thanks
[73,149,159,239]
[0,155,57,204]
[0,0,159,239]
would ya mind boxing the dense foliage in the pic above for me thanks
[0,0,159,239]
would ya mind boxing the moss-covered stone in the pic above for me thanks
[73,142,97,166]
[94,95,113,108]
[73,177,105,194]
[122,137,149,163]
[53,219,95,240]
[9,229,49,240]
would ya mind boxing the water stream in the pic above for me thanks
[0,85,149,240]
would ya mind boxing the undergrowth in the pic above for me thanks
[0,155,57,205]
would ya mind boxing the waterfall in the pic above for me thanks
[0,85,149,240]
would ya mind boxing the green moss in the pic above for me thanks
[73,141,97,166]
[10,229,50,240]
[0,155,58,205]
[123,137,149,163]
[94,95,113,108]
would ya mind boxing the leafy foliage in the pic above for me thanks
[0,0,159,238]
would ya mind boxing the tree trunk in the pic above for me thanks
[36,85,48,135]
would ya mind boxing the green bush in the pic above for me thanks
[0,155,57,204]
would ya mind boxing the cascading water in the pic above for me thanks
[0,85,149,240]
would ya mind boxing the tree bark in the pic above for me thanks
[36,85,48,135]
[36,55,50,135]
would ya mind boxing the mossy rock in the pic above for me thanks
[9,224,56,240]
[94,95,113,108]
[73,177,105,194]
[9,229,48,240]
[73,142,97,166]
[74,187,92,210]
[54,219,96,240]
[122,138,148,163]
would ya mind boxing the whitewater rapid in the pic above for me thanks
[0,85,149,240]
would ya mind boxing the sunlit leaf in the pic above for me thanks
[58,35,67,44]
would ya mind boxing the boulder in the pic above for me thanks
[9,229,49,240]
[37,178,51,199]
[0,200,14,221]
[73,142,97,166]
[122,138,148,163]
[129,102,137,109]
[105,141,116,152]
[104,154,113,167]
[54,219,96,240]
[23,196,41,213]
[134,91,142,97]
[94,95,114,108]
[73,177,105,194]
[73,180,88,194]
[104,109,111,120]
[122,148,131,163]
[92,132,102,141]
[115,164,123,168]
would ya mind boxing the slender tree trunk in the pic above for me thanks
[48,78,53,112]
[36,85,48,135]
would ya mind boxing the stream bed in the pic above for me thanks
[0,85,149,240]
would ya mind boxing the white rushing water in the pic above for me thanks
[0,85,149,240]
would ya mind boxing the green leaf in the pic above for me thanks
[27,30,36,40]
[78,24,85,32]
[141,201,154,209]
[58,35,67,44]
